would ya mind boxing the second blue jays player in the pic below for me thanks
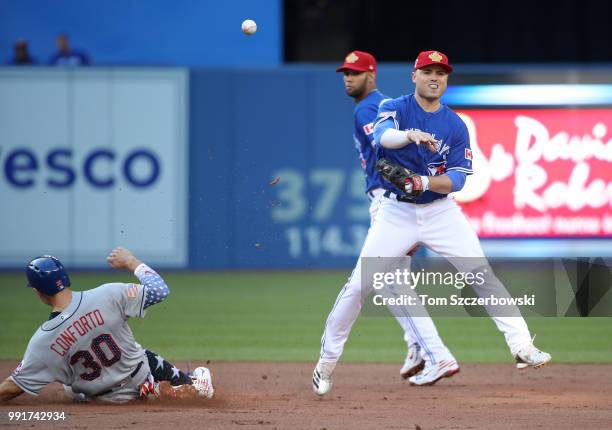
[313,50,551,395]
[337,51,387,210]
[314,51,449,395]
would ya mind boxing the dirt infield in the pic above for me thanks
[0,361,611,429]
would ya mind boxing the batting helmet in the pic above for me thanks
[26,255,71,296]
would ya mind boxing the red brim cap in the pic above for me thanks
[335,64,372,72]
[414,50,453,73]
[336,50,376,73]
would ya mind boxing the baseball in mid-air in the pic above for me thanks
[241,19,257,35]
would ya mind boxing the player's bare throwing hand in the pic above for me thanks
[107,247,143,271]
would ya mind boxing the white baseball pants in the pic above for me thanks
[367,188,419,349]
[319,195,533,364]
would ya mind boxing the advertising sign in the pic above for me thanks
[0,69,188,267]
[454,108,612,237]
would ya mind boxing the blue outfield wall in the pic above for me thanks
[189,66,416,269]
[187,65,612,269]
[3,65,609,269]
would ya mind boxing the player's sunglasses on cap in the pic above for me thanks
[414,50,453,73]
[336,50,376,73]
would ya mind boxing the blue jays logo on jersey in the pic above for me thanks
[425,137,450,176]
[407,128,450,157]
[427,163,447,176]
[438,142,450,157]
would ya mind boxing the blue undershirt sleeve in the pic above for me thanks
[445,170,467,192]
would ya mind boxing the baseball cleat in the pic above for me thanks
[312,361,335,396]
[138,373,160,399]
[408,359,460,386]
[191,366,215,399]
[400,344,425,379]
[515,344,551,369]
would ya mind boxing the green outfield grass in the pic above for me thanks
[1,271,610,363]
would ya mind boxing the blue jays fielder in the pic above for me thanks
[318,50,444,389]
[0,247,213,402]
[313,50,551,395]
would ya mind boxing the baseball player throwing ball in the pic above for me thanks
[0,247,213,403]
[313,50,551,395]
[329,50,446,381]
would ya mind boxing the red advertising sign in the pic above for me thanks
[453,109,612,237]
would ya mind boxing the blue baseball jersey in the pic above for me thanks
[353,90,389,193]
[373,94,472,204]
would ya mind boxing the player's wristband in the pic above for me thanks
[134,263,153,277]
[420,176,430,191]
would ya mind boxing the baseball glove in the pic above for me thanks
[376,158,425,198]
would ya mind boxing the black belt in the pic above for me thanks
[383,190,416,203]
[383,190,445,205]
[130,360,144,378]
[94,360,144,397]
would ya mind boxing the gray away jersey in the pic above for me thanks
[11,282,149,397]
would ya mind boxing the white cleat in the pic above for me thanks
[408,359,460,386]
[400,344,425,379]
[191,366,215,399]
[515,344,552,369]
[312,361,335,396]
